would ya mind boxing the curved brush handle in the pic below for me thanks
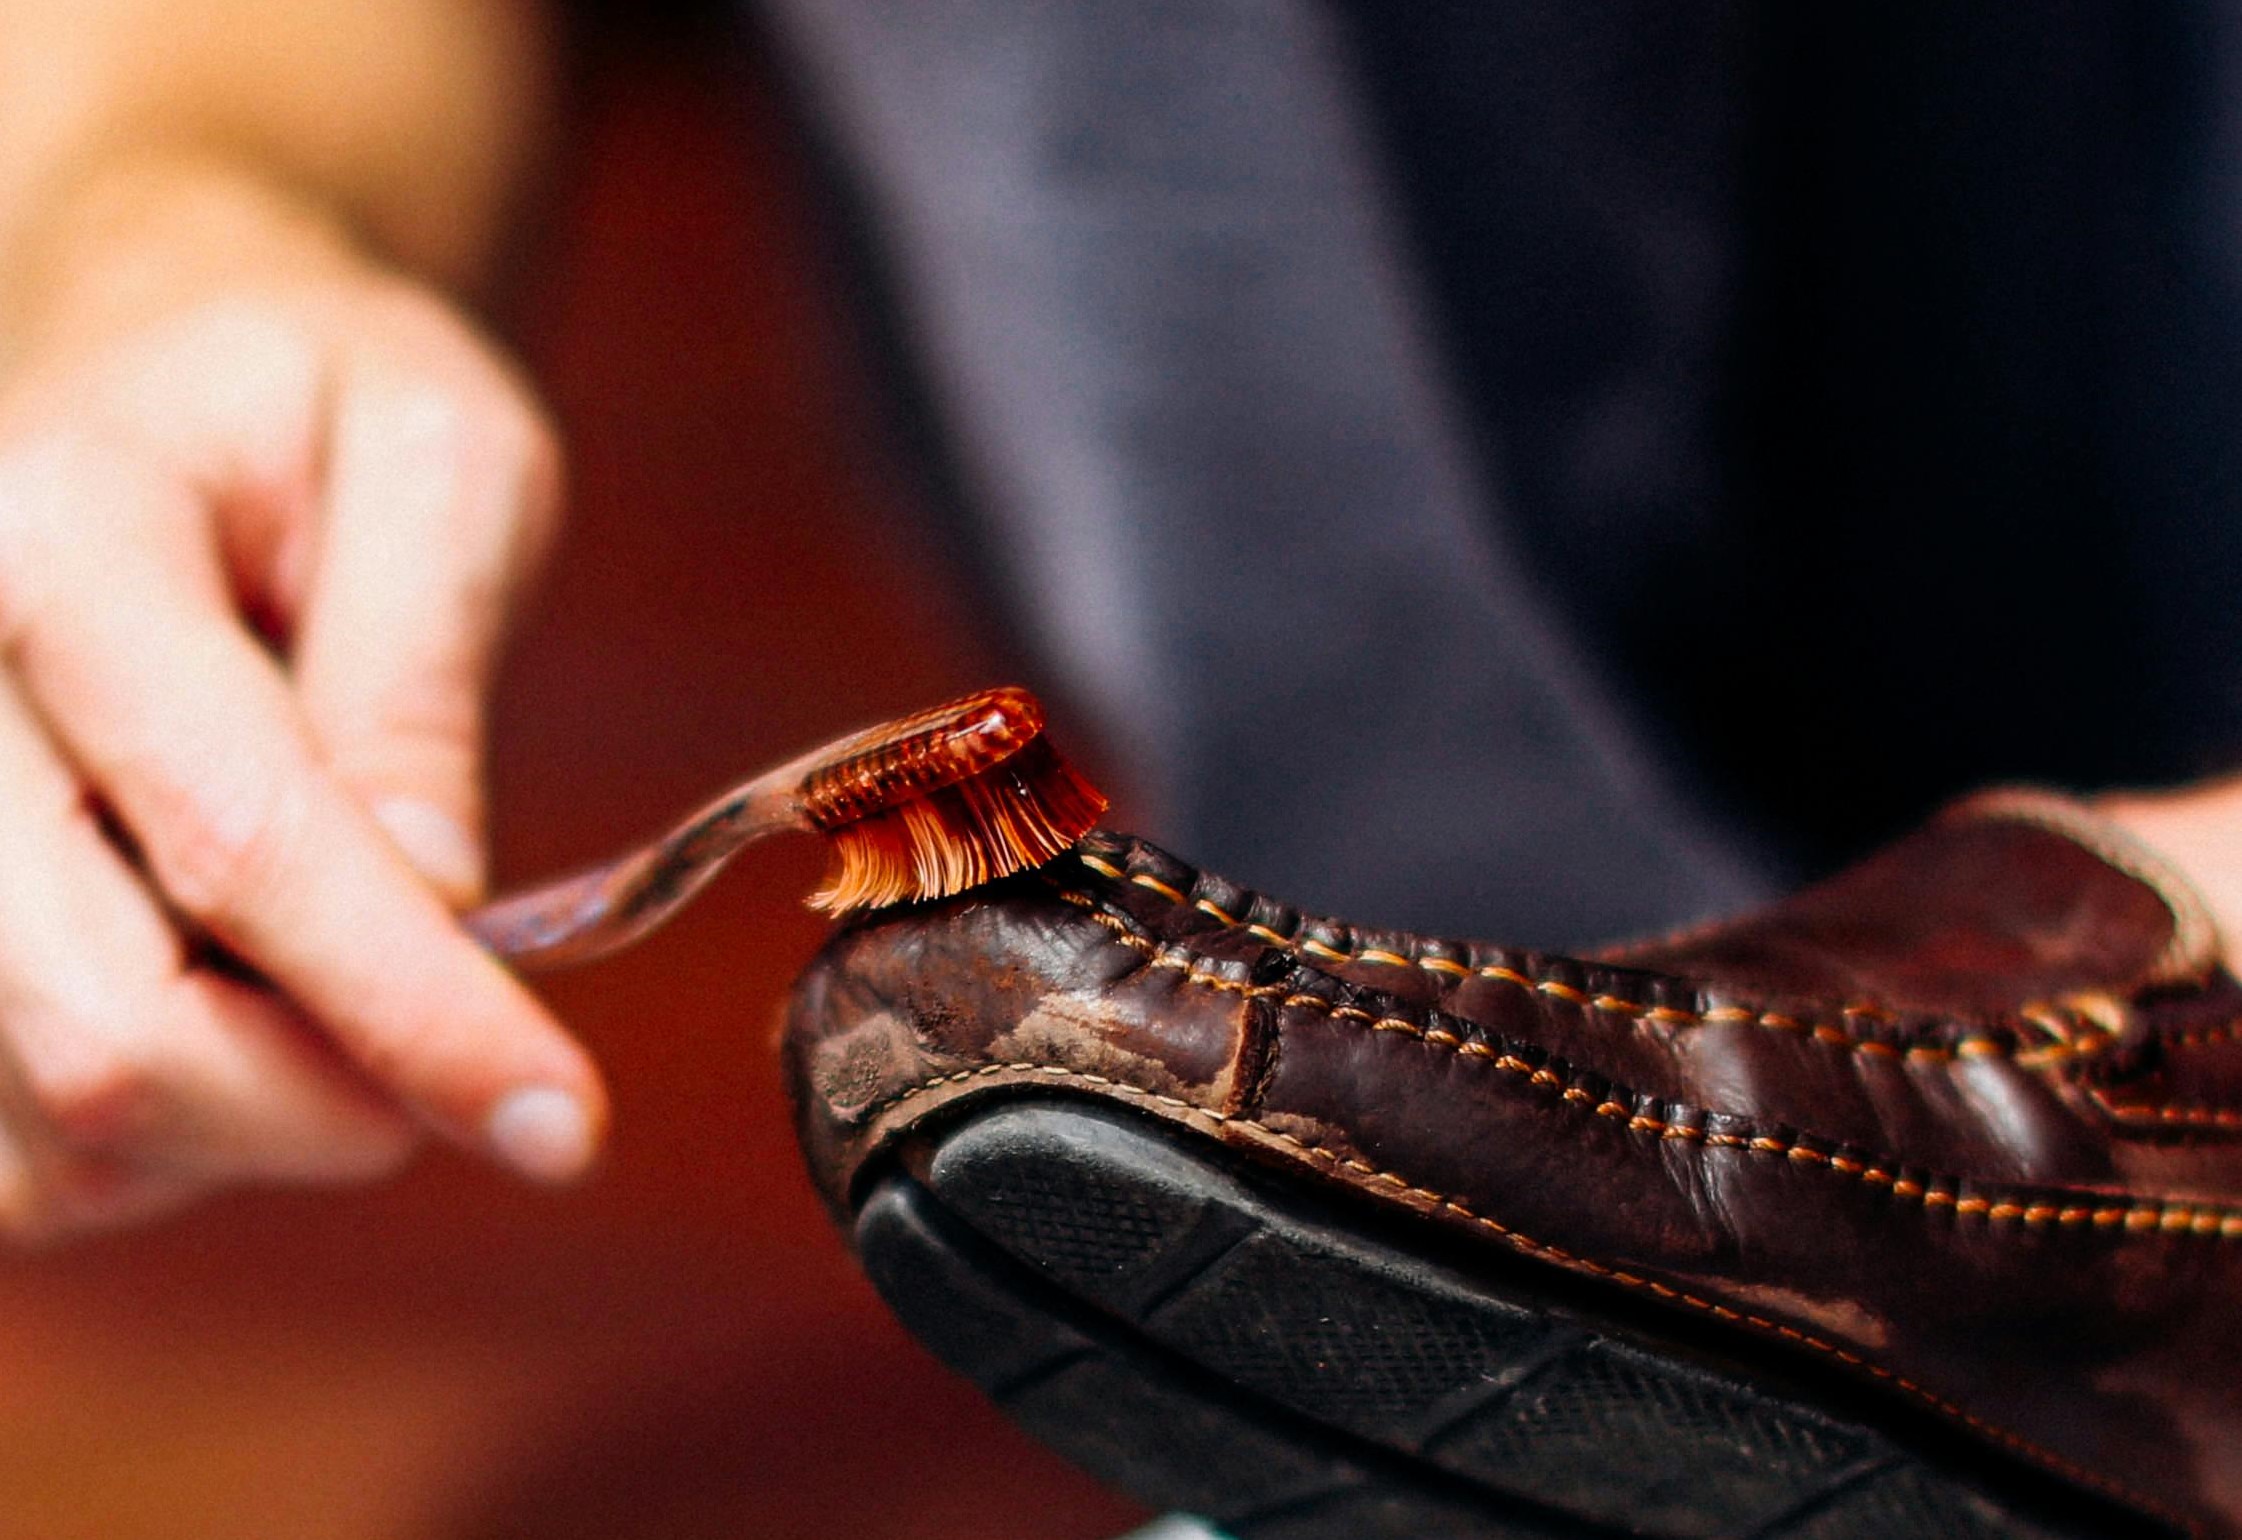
[466,772,803,971]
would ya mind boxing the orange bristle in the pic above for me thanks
[802,689,1108,913]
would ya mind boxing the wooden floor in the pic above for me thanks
[0,41,1146,1540]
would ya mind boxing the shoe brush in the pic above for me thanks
[465,686,1107,970]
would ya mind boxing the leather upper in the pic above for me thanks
[783,792,2242,1537]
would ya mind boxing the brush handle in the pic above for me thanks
[466,865,654,971]
[466,773,804,971]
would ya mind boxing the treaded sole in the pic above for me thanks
[853,1098,2150,1540]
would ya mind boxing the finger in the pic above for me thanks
[70,302,328,637]
[294,355,560,907]
[0,1094,56,1241]
[0,1136,207,1247]
[1,456,606,1182]
[0,663,415,1185]
[0,1066,194,1248]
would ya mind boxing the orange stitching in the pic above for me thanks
[2171,1020,2242,1050]
[853,1063,2186,1530]
[1128,948,1288,1000]
[1053,887,2242,1243]
[1068,861,2107,1069]
[1129,872,1188,904]
[2102,1102,2242,1131]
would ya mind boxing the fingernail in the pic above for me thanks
[374,797,483,897]
[485,1087,597,1183]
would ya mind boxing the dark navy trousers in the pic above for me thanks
[752,2,2242,948]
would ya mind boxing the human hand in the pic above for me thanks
[2100,778,2242,963]
[0,157,605,1241]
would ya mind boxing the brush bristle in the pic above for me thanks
[807,733,1108,913]
[800,688,1108,912]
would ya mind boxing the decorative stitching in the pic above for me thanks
[1084,841,2242,1077]
[2171,1021,2242,1051]
[851,1062,2191,1532]
[1073,853,2117,1068]
[2100,1101,2242,1132]
[1127,872,1189,904]
[1051,888,2242,1243]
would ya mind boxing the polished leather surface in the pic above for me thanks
[784,793,2242,1537]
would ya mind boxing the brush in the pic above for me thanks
[463,686,1107,971]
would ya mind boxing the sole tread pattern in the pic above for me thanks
[856,1099,2135,1539]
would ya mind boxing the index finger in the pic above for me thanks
[1,453,605,1181]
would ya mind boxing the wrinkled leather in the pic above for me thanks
[784,790,2242,1537]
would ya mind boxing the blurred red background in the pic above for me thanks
[0,32,1146,1540]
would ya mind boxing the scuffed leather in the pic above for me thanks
[783,794,2242,1537]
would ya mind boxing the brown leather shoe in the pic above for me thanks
[783,791,2242,1539]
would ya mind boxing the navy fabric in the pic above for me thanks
[744,1,2242,946]
[1344,5,2242,869]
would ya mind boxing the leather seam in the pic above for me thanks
[2094,1094,2242,1133]
[1073,852,2111,1071]
[1057,886,2242,1240]
[2168,1021,2242,1050]
[1221,992,1280,1121]
[853,1062,2191,1534]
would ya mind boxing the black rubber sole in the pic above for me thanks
[853,1098,2154,1540]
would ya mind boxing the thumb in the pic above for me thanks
[292,356,560,909]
